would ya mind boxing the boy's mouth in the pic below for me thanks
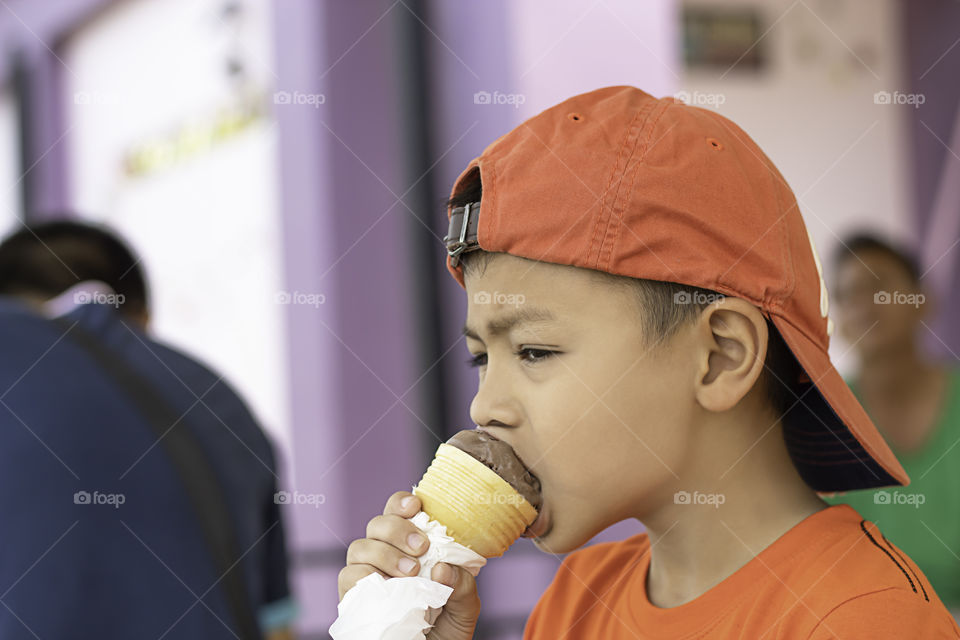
[522,501,550,539]
[472,427,547,537]
[474,427,544,504]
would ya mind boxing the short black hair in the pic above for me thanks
[447,171,805,424]
[0,220,149,319]
[832,232,920,283]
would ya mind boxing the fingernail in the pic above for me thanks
[407,533,425,550]
[400,496,413,510]
[436,563,454,586]
[398,557,416,574]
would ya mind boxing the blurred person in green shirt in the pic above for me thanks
[827,233,960,616]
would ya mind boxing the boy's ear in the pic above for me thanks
[692,298,768,413]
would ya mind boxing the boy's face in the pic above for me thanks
[463,253,696,554]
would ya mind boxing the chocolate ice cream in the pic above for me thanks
[446,430,542,510]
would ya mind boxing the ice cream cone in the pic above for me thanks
[413,443,538,558]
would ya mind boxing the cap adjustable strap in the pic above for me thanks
[444,202,481,267]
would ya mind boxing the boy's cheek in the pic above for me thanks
[548,430,683,522]
[543,437,632,504]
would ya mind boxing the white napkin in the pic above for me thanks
[329,511,487,639]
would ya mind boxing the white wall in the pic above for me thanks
[509,0,680,118]
[63,0,292,455]
[0,88,22,235]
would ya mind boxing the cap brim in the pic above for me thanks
[769,314,909,492]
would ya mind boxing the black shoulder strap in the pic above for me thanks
[53,318,263,640]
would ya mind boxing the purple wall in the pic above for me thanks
[272,0,434,634]
[904,0,960,357]
[0,0,118,217]
[905,0,960,237]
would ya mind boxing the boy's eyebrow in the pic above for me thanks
[462,307,557,340]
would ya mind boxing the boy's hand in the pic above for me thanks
[338,491,481,639]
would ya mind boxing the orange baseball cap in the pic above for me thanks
[442,85,908,492]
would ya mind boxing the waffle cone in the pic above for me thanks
[413,443,539,558]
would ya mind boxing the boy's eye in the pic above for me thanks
[516,348,556,364]
[466,353,487,368]
[465,349,557,368]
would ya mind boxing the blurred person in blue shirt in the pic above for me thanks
[0,220,296,639]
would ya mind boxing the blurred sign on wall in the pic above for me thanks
[683,7,767,71]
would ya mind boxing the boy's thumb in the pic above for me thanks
[430,563,480,636]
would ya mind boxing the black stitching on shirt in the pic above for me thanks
[881,532,929,601]
[860,520,918,595]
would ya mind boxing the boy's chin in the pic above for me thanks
[530,523,590,555]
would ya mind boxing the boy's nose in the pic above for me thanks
[469,371,521,430]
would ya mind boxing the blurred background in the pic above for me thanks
[0,0,957,637]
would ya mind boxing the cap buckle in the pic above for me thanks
[444,202,480,267]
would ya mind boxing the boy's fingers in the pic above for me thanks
[337,564,386,602]
[429,563,481,636]
[366,514,429,556]
[346,538,421,577]
[384,490,421,517]
[431,562,456,588]
[432,563,477,599]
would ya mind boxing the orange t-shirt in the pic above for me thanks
[524,504,960,639]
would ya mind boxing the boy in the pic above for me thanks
[338,86,960,638]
